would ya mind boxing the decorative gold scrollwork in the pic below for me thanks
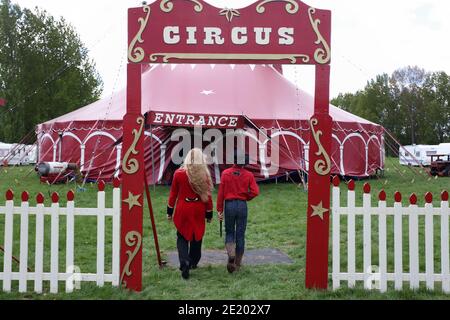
[310,118,331,176]
[150,53,310,64]
[160,0,203,13]
[256,0,299,14]
[122,117,145,175]
[308,7,331,64]
[160,0,173,12]
[128,6,151,63]
[120,231,143,287]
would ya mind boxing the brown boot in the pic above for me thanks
[235,253,244,272]
[225,243,236,274]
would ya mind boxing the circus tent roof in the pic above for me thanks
[43,64,378,129]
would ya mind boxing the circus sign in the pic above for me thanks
[148,111,244,129]
[128,0,331,65]
[123,0,333,293]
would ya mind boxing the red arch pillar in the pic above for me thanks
[120,63,145,291]
[305,65,332,289]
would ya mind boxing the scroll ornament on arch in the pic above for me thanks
[256,0,300,14]
[149,53,310,64]
[310,118,331,176]
[160,0,203,13]
[128,5,151,63]
[308,7,331,65]
[122,117,145,175]
[120,231,143,287]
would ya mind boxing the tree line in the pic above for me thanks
[0,0,102,143]
[332,66,450,146]
[1,0,449,149]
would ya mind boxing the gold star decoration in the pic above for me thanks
[219,8,240,22]
[311,202,329,221]
[123,192,142,210]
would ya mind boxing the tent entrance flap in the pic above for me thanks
[146,111,245,129]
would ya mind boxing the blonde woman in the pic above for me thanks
[167,148,214,279]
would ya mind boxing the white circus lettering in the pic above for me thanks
[163,26,295,46]
[150,112,241,128]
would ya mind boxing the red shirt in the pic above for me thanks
[217,166,260,213]
[168,169,213,241]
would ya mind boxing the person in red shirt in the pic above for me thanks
[167,148,214,279]
[217,153,260,273]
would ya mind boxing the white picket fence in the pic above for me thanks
[332,177,450,293]
[0,180,121,294]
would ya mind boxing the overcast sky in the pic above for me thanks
[13,0,450,99]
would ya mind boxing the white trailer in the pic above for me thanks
[399,144,439,167]
[437,143,450,156]
[0,142,37,166]
[0,143,10,162]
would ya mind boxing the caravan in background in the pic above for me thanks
[0,142,37,166]
[400,143,450,167]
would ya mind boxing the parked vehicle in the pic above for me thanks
[430,154,450,177]
[399,144,439,167]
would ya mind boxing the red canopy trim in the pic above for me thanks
[37,119,383,135]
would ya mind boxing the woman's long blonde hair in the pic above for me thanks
[182,148,213,203]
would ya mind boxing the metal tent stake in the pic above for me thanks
[0,245,33,272]
[143,166,164,268]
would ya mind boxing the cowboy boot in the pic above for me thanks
[235,253,244,272]
[225,243,236,274]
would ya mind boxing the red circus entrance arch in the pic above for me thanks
[122,0,332,292]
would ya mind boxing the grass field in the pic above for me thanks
[0,158,449,300]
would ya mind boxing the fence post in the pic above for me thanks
[3,190,14,292]
[441,191,449,294]
[363,183,372,290]
[332,176,340,290]
[0,181,125,293]
[50,192,60,294]
[97,181,106,287]
[34,193,45,293]
[409,194,419,290]
[378,190,387,293]
[394,192,403,291]
[112,178,121,287]
[347,180,356,288]
[19,192,30,293]
[425,193,434,291]
[66,190,75,293]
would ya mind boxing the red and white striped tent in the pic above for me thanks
[36,64,385,183]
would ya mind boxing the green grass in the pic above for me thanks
[0,159,449,300]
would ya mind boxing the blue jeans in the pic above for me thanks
[224,200,248,256]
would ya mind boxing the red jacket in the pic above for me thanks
[168,169,213,242]
[217,165,260,213]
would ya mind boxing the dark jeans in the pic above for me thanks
[177,232,202,270]
[224,200,248,256]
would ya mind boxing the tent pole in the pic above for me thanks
[144,161,164,268]
[150,124,156,190]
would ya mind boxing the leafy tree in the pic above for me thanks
[391,66,427,145]
[422,71,450,143]
[331,92,358,112]
[0,0,102,142]
[332,66,450,146]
